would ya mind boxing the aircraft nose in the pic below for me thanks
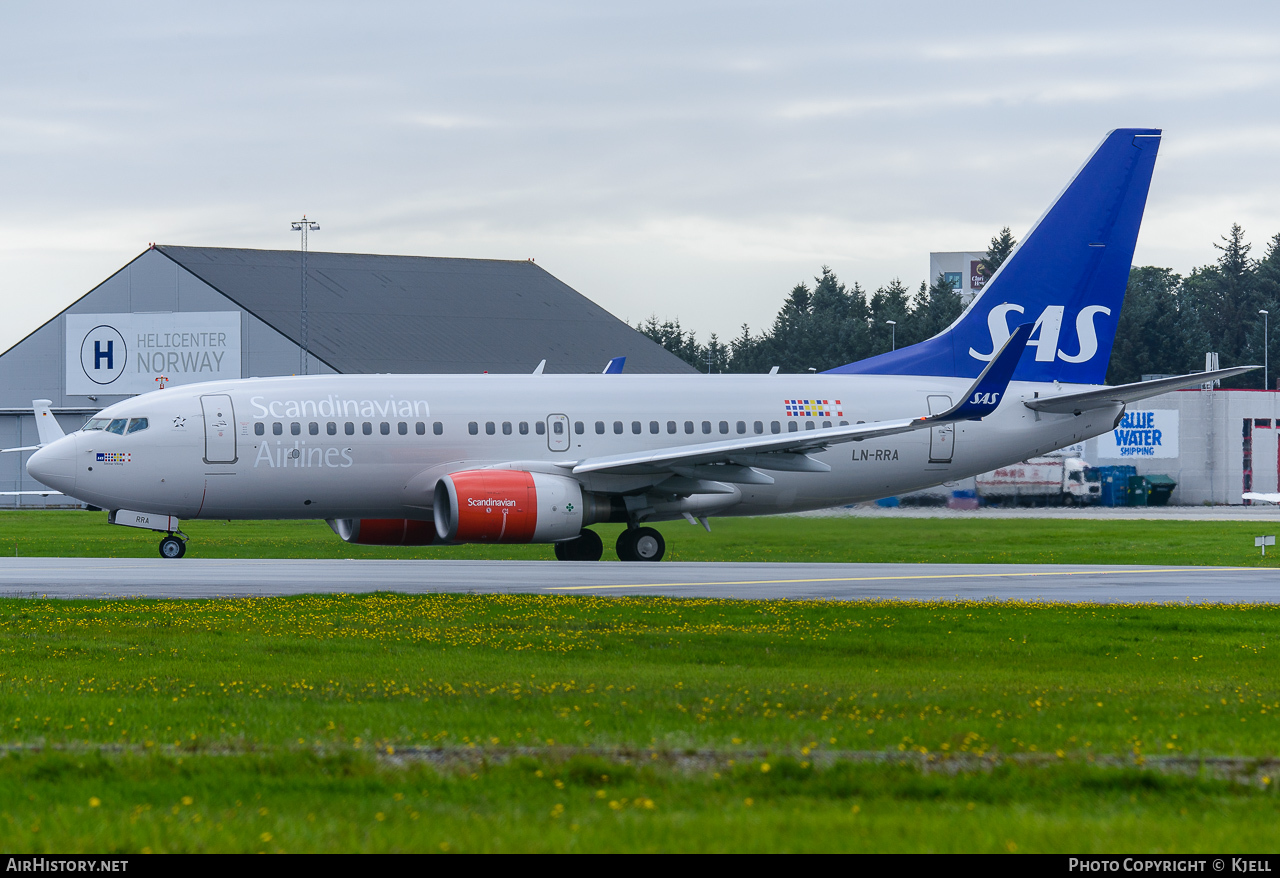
[27,435,77,494]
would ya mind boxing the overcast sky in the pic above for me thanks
[2,1,1279,355]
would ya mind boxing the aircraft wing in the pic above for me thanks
[1024,366,1258,415]
[571,324,1033,477]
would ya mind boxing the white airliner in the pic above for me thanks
[23,129,1254,560]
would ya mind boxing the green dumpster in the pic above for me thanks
[1145,474,1177,506]
[1126,475,1150,506]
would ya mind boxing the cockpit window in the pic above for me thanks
[105,418,128,435]
[82,418,110,432]
[125,418,149,435]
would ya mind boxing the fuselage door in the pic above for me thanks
[926,395,954,464]
[546,414,570,452]
[201,394,237,464]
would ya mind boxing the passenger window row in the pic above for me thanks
[254,420,444,437]
[461,418,849,437]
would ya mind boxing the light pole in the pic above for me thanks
[1262,310,1270,390]
[291,216,320,375]
[886,320,897,352]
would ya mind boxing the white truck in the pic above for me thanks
[975,457,1101,506]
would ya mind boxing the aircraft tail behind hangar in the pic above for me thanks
[828,128,1162,385]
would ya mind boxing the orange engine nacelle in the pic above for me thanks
[433,470,590,543]
[328,518,439,546]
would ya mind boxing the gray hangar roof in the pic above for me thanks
[155,245,695,375]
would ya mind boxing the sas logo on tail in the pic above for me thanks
[969,304,1111,364]
[968,392,1001,406]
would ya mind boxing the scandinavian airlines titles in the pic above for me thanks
[249,395,430,420]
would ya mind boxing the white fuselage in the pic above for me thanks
[29,373,1121,522]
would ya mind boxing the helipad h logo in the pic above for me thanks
[80,324,127,385]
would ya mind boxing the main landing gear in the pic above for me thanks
[554,528,604,561]
[553,526,666,562]
[616,526,665,562]
[158,533,187,559]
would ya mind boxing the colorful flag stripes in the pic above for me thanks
[784,399,843,418]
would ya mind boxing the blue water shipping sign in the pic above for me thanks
[1097,410,1179,459]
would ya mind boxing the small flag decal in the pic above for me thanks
[784,399,842,417]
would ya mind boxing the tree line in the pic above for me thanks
[638,224,1280,387]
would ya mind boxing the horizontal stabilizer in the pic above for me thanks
[1025,366,1259,415]
[1244,492,1280,504]
[33,399,64,446]
[0,446,41,454]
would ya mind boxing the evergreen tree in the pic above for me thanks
[1254,233,1280,389]
[867,278,911,353]
[701,333,730,374]
[977,226,1017,285]
[905,274,965,346]
[639,224,1280,384]
[1106,267,1208,384]
[1183,224,1262,378]
[727,323,767,374]
[635,315,703,370]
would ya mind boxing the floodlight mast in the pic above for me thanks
[291,216,320,375]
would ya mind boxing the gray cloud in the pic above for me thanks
[2,1,1279,353]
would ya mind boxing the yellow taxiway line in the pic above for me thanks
[546,567,1252,591]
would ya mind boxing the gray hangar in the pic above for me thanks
[0,244,693,505]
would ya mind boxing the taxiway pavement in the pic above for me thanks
[0,558,1274,603]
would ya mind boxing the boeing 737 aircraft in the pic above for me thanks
[24,129,1254,560]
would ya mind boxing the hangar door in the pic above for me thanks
[201,394,237,464]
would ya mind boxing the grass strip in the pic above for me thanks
[5,750,1280,853]
[3,593,1277,852]
[2,510,1280,565]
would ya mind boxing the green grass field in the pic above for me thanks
[2,509,1279,566]
[2,593,1278,852]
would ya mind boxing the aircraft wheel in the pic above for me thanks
[556,529,603,562]
[617,527,664,562]
[159,535,186,559]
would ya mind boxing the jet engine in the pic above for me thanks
[327,518,439,546]
[434,470,615,543]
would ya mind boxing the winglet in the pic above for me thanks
[33,399,65,445]
[932,323,1033,421]
[602,356,626,374]
[532,359,547,375]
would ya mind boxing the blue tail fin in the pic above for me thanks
[827,128,1161,384]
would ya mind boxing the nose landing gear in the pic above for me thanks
[106,509,189,558]
[158,534,188,559]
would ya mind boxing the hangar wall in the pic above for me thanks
[2,244,696,506]
[0,249,331,411]
[901,388,1280,507]
[1080,389,1280,506]
[1,250,330,504]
